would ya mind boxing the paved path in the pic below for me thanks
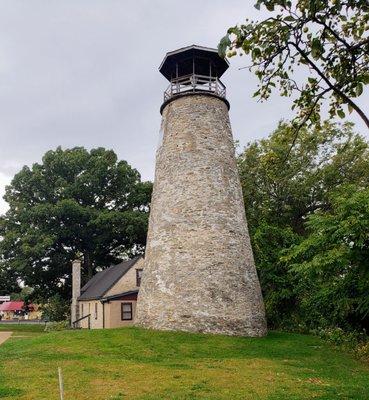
[0,332,12,345]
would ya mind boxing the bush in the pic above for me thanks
[41,294,70,322]
[44,320,70,332]
[356,342,369,361]
[311,327,369,360]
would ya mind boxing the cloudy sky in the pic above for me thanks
[0,1,368,213]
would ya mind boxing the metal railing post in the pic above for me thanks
[71,313,91,329]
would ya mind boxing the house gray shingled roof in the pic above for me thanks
[78,257,140,301]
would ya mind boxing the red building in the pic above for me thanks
[0,301,40,320]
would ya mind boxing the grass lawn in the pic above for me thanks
[0,323,45,343]
[0,323,46,333]
[0,327,368,400]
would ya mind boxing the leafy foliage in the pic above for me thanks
[0,265,19,296]
[0,147,152,301]
[10,286,34,303]
[44,320,70,331]
[238,121,369,329]
[41,294,70,322]
[286,185,369,330]
[219,0,369,133]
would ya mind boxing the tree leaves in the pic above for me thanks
[286,185,369,327]
[219,0,369,131]
[356,83,364,97]
[311,38,324,60]
[337,109,346,119]
[237,121,369,330]
[0,147,153,301]
[218,35,231,58]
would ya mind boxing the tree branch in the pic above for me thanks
[283,88,330,163]
[290,42,369,130]
[312,17,352,50]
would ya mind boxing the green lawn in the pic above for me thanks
[0,323,45,343]
[0,327,368,400]
[0,323,46,333]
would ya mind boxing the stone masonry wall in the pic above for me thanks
[135,94,267,336]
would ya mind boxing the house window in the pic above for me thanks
[81,303,84,317]
[95,303,98,320]
[121,302,133,321]
[136,269,143,287]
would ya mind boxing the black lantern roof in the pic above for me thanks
[159,45,229,81]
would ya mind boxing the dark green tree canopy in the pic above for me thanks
[239,121,369,235]
[219,0,369,134]
[0,265,19,296]
[0,147,152,301]
[238,121,369,329]
[286,185,369,330]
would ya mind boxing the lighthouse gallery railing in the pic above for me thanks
[164,74,226,102]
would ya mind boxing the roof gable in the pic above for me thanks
[78,257,141,301]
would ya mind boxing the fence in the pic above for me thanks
[164,74,226,102]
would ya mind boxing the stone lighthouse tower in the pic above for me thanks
[135,45,267,336]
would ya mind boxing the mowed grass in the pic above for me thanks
[0,327,368,400]
[0,323,45,344]
[0,323,46,333]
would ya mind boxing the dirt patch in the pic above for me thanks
[0,331,12,345]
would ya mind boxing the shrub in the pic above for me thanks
[41,294,70,322]
[44,320,70,332]
[311,327,369,360]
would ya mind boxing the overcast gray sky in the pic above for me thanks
[0,1,368,213]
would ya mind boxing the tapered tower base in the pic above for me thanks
[135,94,267,336]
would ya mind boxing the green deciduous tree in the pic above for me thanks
[285,185,369,331]
[219,0,369,137]
[10,286,34,302]
[41,294,70,322]
[0,147,152,301]
[0,265,19,296]
[238,121,369,328]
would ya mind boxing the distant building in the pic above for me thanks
[0,301,41,320]
[72,257,144,329]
